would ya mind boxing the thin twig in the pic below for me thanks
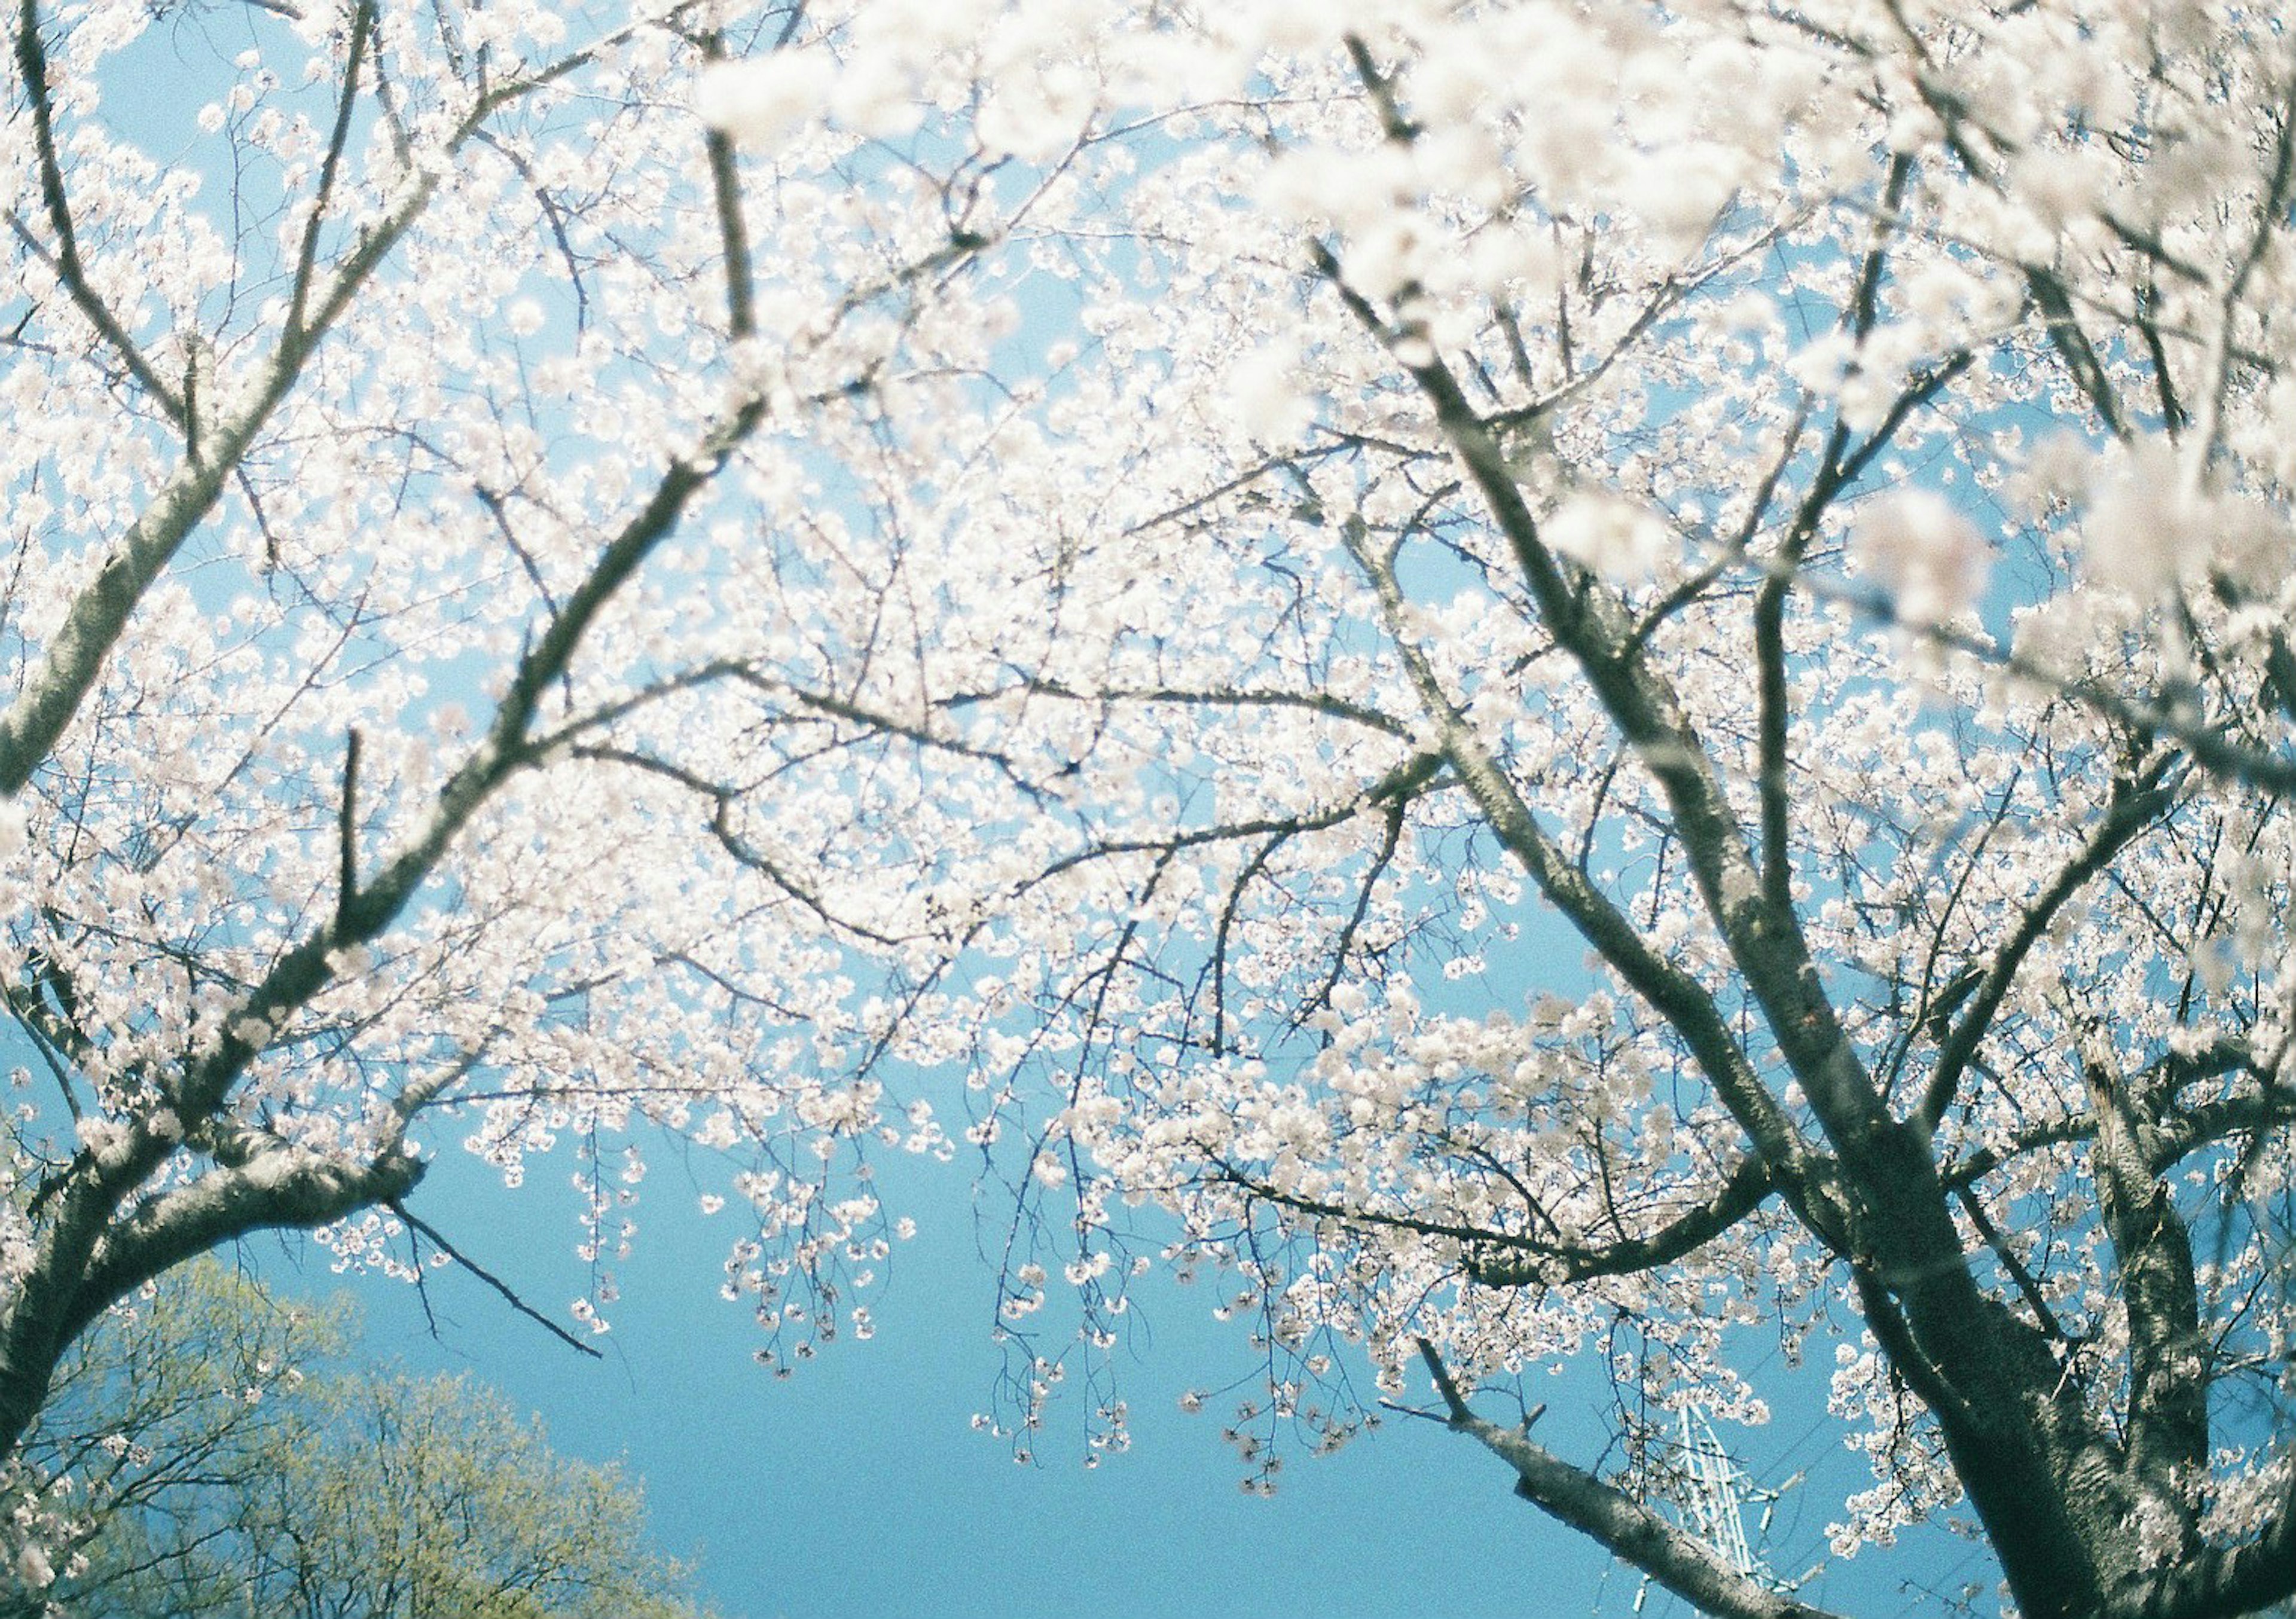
[389,1200,603,1360]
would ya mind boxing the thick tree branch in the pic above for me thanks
[1939,1068,2291,1195]
[11,0,182,420]
[0,343,780,1469]
[1210,1154,1777,1288]
[2105,1504,2296,1619]
[1329,249,1902,1163]
[0,1143,424,1461]
[2081,1057,2209,1499]
[335,728,362,933]
[1414,1340,1846,1619]
[698,32,759,341]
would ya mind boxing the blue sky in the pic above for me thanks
[247,1135,1986,1619]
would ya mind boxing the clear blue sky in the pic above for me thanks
[251,1138,1985,1619]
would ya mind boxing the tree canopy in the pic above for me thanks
[5,1,2296,1615]
[7,1261,711,1617]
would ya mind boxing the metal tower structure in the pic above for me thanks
[1615,1402,1787,1614]
[1675,1403,1762,1580]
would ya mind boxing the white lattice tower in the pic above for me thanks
[1676,1403,1760,1579]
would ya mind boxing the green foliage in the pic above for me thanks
[8,1261,716,1619]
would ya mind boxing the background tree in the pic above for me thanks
[2,1259,713,1617]
[689,5,2296,1619]
[10,2,2296,1618]
[5,1256,347,1612]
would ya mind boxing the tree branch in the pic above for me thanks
[1918,761,2181,1134]
[335,728,362,934]
[11,0,183,421]
[1333,512,1832,1224]
[1414,1340,1846,1619]
[2105,1505,2296,1619]
[1211,1152,1780,1290]
[389,1200,603,1360]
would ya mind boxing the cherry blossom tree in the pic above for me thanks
[697,4,2296,1618]
[0,0,999,1525]
[11,0,2296,1616]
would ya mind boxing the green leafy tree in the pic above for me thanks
[3,1262,715,1619]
